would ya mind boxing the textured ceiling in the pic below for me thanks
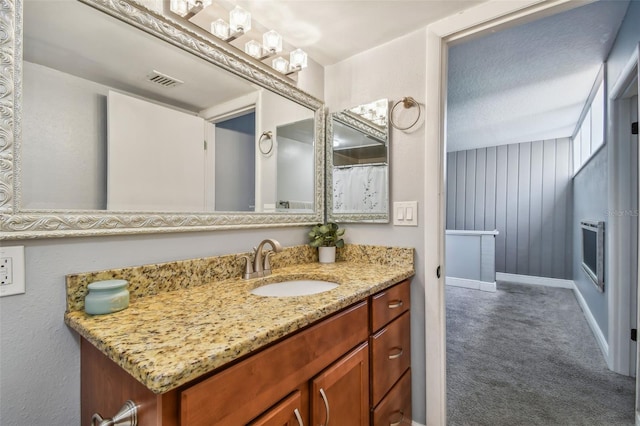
[446,0,629,152]
[231,0,486,65]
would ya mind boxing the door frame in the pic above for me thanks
[424,1,596,424]
[608,44,640,382]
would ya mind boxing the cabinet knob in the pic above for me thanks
[91,400,138,426]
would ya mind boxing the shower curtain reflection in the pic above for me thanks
[333,164,388,213]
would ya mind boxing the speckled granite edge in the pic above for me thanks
[65,244,414,313]
[64,260,415,394]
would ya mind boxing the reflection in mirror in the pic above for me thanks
[276,118,315,212]
[327,99,390,223]
[22,0,315,213]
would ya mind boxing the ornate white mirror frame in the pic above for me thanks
[0,0,325,239]
[326,104,390,223]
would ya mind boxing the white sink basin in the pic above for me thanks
[251,280,338,297]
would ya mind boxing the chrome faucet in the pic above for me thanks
[242,239,283,279]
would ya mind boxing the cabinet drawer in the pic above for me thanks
[370,311,411,406]
[371,280,410,332]
[181,301,368,426]
[372,369,411,426]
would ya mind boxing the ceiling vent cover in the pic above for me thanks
[146,70,184,88]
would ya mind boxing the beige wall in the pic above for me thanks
[325,28,428,424]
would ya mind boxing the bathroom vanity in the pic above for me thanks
[65,245,414,425]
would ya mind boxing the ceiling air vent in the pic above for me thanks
[145,70,184,88]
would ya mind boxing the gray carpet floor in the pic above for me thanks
[446,281,636,426]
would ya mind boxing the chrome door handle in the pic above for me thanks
[293,408,304,426]
[319,388,330,426]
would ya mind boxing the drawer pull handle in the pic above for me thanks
[389,410,405,426]
[294,408,304,426]
[388,300,403,309]
[388,347,404,360]
[319,388,330,426]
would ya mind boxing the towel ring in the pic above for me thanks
[390,97,421,131]
[259,131,273,155]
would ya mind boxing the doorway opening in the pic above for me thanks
[211,111,256,212]
[443,1,638,424]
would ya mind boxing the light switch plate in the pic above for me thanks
[393,201,418,226]
[0,246,25,297]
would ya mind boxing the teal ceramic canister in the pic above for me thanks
[85,279,130,315]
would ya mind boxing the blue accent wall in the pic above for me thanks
[572,0,640,340]
[573,147,608,338]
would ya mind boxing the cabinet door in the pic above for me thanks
[249,390,305,426]
[311,343,369,426]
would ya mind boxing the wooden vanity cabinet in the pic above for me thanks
[80,280,412,426]
[369,279,412,425]
[311,343,370,425]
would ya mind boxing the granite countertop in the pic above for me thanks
[64,258,414,394]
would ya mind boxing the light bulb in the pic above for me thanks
[263,30,282,53]
[289,49,308,69]
[211,19,230,39]
[245,40,262,58]
[169,0,189,17]
[272,57,289,74]
[230,6,251,33]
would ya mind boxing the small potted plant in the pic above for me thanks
[308,222,345,263]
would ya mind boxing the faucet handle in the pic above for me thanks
[263,251,276,274]
[241,255,254,279]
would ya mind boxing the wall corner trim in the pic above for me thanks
[446,276,497,292]
[496,272,574,289]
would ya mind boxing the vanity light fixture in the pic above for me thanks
[267,48,309,76]
[350,99,388,127]
[169,1,308,78]
[170,0,212,19]
[244,30,283,61]
[211,6,251,42]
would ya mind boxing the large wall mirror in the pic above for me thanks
[0,0,324,238]
[326,99,390,223]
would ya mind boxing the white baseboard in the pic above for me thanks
[446,276,496,292]
[572,280,609,360]
[496,272,574,289]
[412,422,426,426]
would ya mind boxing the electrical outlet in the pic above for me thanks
[1,257,13,285]
[0,246,25,297]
